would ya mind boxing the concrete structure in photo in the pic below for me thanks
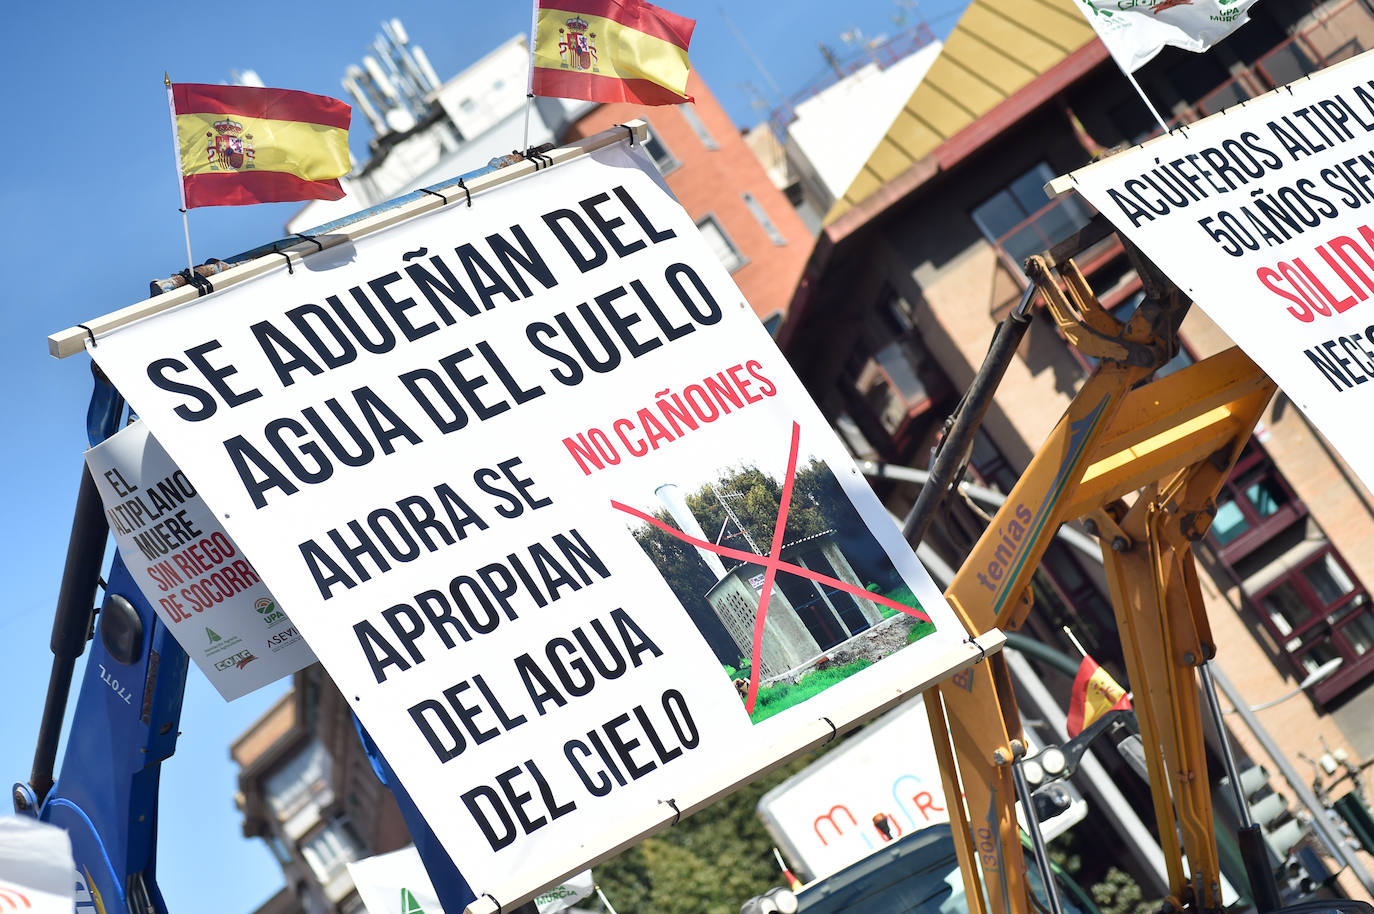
[778,0,1374,891]
[656,482,886,680]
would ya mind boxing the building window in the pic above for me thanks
[696,215,746,272]
[841,286,942,442]
[848,338,933,436]
[971,162,1093,272]
[1209,445,1304,561]
[834,412,878,461]
[265,740,331,821]
[642,122,679,175]
[1252,547,1374,699]
[742,192,787,245]
[300,818,363,881]
[1210,445,1374,703]
[678,104,718,149]
[267,835,293,866]
[1197,34,1327,115]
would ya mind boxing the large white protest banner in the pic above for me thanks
[1066,49,1374,493]
[85,420,315,699]
[82,134,979,909]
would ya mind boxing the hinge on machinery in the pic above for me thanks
[1083,507,1133,554]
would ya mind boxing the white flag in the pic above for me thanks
[0,818,76,914]
[1074,0,1259,72]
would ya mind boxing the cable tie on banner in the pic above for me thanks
[419,187,449,205]
[615,122,636,145]
[180,268,213,297]
[77,324,96,348]
[293,232,324,252]
[666,798,682,825]
[822,717,837,744]
[481,893,502,914]
[458,178,472,207]
[965,636,988,663]
[270,244,294,275]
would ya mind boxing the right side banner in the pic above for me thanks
[1067,49,1374,492]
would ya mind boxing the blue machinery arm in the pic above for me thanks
[19,357,479,914]
[14,148,550,913]
[14,365,189,914]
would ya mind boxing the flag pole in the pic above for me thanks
[1122,67,1171,134]
[164,73,195,273]
[1062,625,1089,660]
[523,0,539,152]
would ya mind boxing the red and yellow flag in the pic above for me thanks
[167,82,351,208]
[1066,655,1131,737]
[530,0,695,106]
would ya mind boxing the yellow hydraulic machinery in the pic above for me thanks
[914,224,1287,914]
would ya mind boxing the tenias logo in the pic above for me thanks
[974,503,1033,592]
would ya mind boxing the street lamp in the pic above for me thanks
[1245,658,1343,713]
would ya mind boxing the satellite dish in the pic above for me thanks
[384,107,417,133]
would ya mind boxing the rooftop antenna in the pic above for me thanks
[818,43,845,78]
[342,65,387,134]
[739,81,771,114]
[719,7,788,114]
[709,482,763,555]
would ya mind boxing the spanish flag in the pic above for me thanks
[167,81,351,208]
[1066,655,1132,737]
[530,0,695,106]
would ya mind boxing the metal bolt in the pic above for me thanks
[993,748,1010,765]
[1183,652,1197,666]
[1009,739,1026,759]
[12,786,28,812]
[1112,536,1129,552]
[1083,518,1099,537]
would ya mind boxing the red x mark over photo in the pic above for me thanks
[611,421,933,714]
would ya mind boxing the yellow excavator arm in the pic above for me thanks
[927,233,1275,914]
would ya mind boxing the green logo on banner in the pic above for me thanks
[206,628,221,643]
[400,887,426,914]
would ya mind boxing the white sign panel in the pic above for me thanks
[1067,50,1374,493]
[84,420,315,699]
[86,139,970,908]
[756,695,949,882]
[350,847,593,914]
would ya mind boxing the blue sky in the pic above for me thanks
[0,2,965,911]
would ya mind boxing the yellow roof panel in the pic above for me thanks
[920,55,1012,114]
[826,0,1098,225]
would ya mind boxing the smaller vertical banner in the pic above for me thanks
[85,421,315,699]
